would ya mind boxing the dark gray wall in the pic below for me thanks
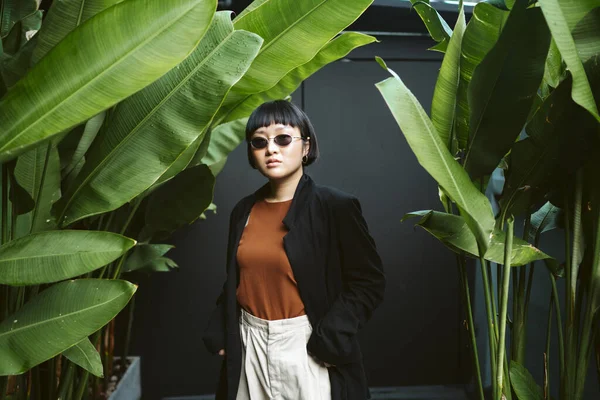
[129,35,473,399]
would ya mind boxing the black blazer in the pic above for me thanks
[202,172,386,400]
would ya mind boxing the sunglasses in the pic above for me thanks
[249,134,308,149]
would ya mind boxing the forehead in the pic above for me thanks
[253,124,298,135]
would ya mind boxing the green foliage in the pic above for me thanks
[0,0,377,397]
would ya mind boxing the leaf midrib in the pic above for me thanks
[57,25,238,221]
[1,0,201,153]
[0,290,129,339]
[0,249,121,263]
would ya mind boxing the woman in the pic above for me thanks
[202,100,385,400]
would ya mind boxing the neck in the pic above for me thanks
[266,168,304,202]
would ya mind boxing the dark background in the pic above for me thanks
[120,1,600,400]
[127,2,469,398]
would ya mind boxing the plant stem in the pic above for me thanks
[122,294,136,372]
[2,163,9,244]
[479,252,498,397]
[111,198,142,280]
[563,189,574,400]
[29,142,52,235]
[497,217,514,400]
[544,293,553,400]
[56,361,74,400]
[549,272,564,397]
[574,197,600,399]
[0,377,7,400]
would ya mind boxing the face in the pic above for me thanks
[250,123,310,181]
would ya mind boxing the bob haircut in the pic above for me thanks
[245,100,319,169]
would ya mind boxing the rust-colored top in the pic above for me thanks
[236,199,306,321]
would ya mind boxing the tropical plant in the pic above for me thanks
[378,0,600,399]
[0,0,377,397]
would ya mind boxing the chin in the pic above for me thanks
[259,166,301,181]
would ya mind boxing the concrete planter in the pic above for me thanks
[108,357,141,400]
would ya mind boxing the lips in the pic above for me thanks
[266,159,282,167]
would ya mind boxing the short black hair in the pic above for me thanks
[245,100,319,169]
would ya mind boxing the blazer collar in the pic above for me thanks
[251,172,315,230]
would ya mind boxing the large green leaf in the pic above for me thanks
[528,202,563,244]
[192,118,248,170]
[408,0,452,53]
[0,279,136,375]
[464,0,551,179]
[375,58,495,252]
[142,164,215,241]
[32,0,125,64]
[0,0,217,163]
[499,58,600,220]
[122,244,177,273]
[14,142,61,236]
[0,0,37,38]
[455,2,509,150]
[431,4,465,149]
[61,112,105,182]
[63,338,103,378]
[539,0,600,121]
[222,32,376,124]
[233,0,270,21]
[402,210,550,266]
[231,0,372,95]
[543,38,563,89]
[0,230,135,286]
[510,361,544,400]
[572,7,600,64]
[52,11,261,227]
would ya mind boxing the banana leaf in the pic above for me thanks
[572,7,600,64]
[509,361,544,400]
[32,0,125,64]
[14,142,61,236]
[499,57,600,220]
[431,4,465,149]
[6,159,34,215]
[231,0,373,95]
[63,338,103,378]
[528,202,563,244]
[61,112,105,182]
[52,11,261,226]
[408,0,452,53]
[455,2,509,150]
[0,0,38,38]
[221,32,377,124]
[376,58,495,253]
[233,0,269,21]
[192,118,248,170]
[0,230,135,285]
[1,9,41,58]
[402,210,550,266]
[464,0,551,179]
[544,39,563,89]
[214,0,374,124]
[142,164,215,241]
[539,0,600,121]
[0,0,217,163]
[0,279,136,375]
[122,244,176,273]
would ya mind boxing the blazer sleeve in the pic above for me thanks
[307,195,386,365]
[202,204,238,355]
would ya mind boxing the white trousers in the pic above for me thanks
[236,309,331,400]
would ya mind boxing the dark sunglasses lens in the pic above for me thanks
[274,134,293,146]
[251,138,268,149]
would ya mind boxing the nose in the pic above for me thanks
[266,138,279,154]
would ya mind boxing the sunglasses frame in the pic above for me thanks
[249,134,307,150]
